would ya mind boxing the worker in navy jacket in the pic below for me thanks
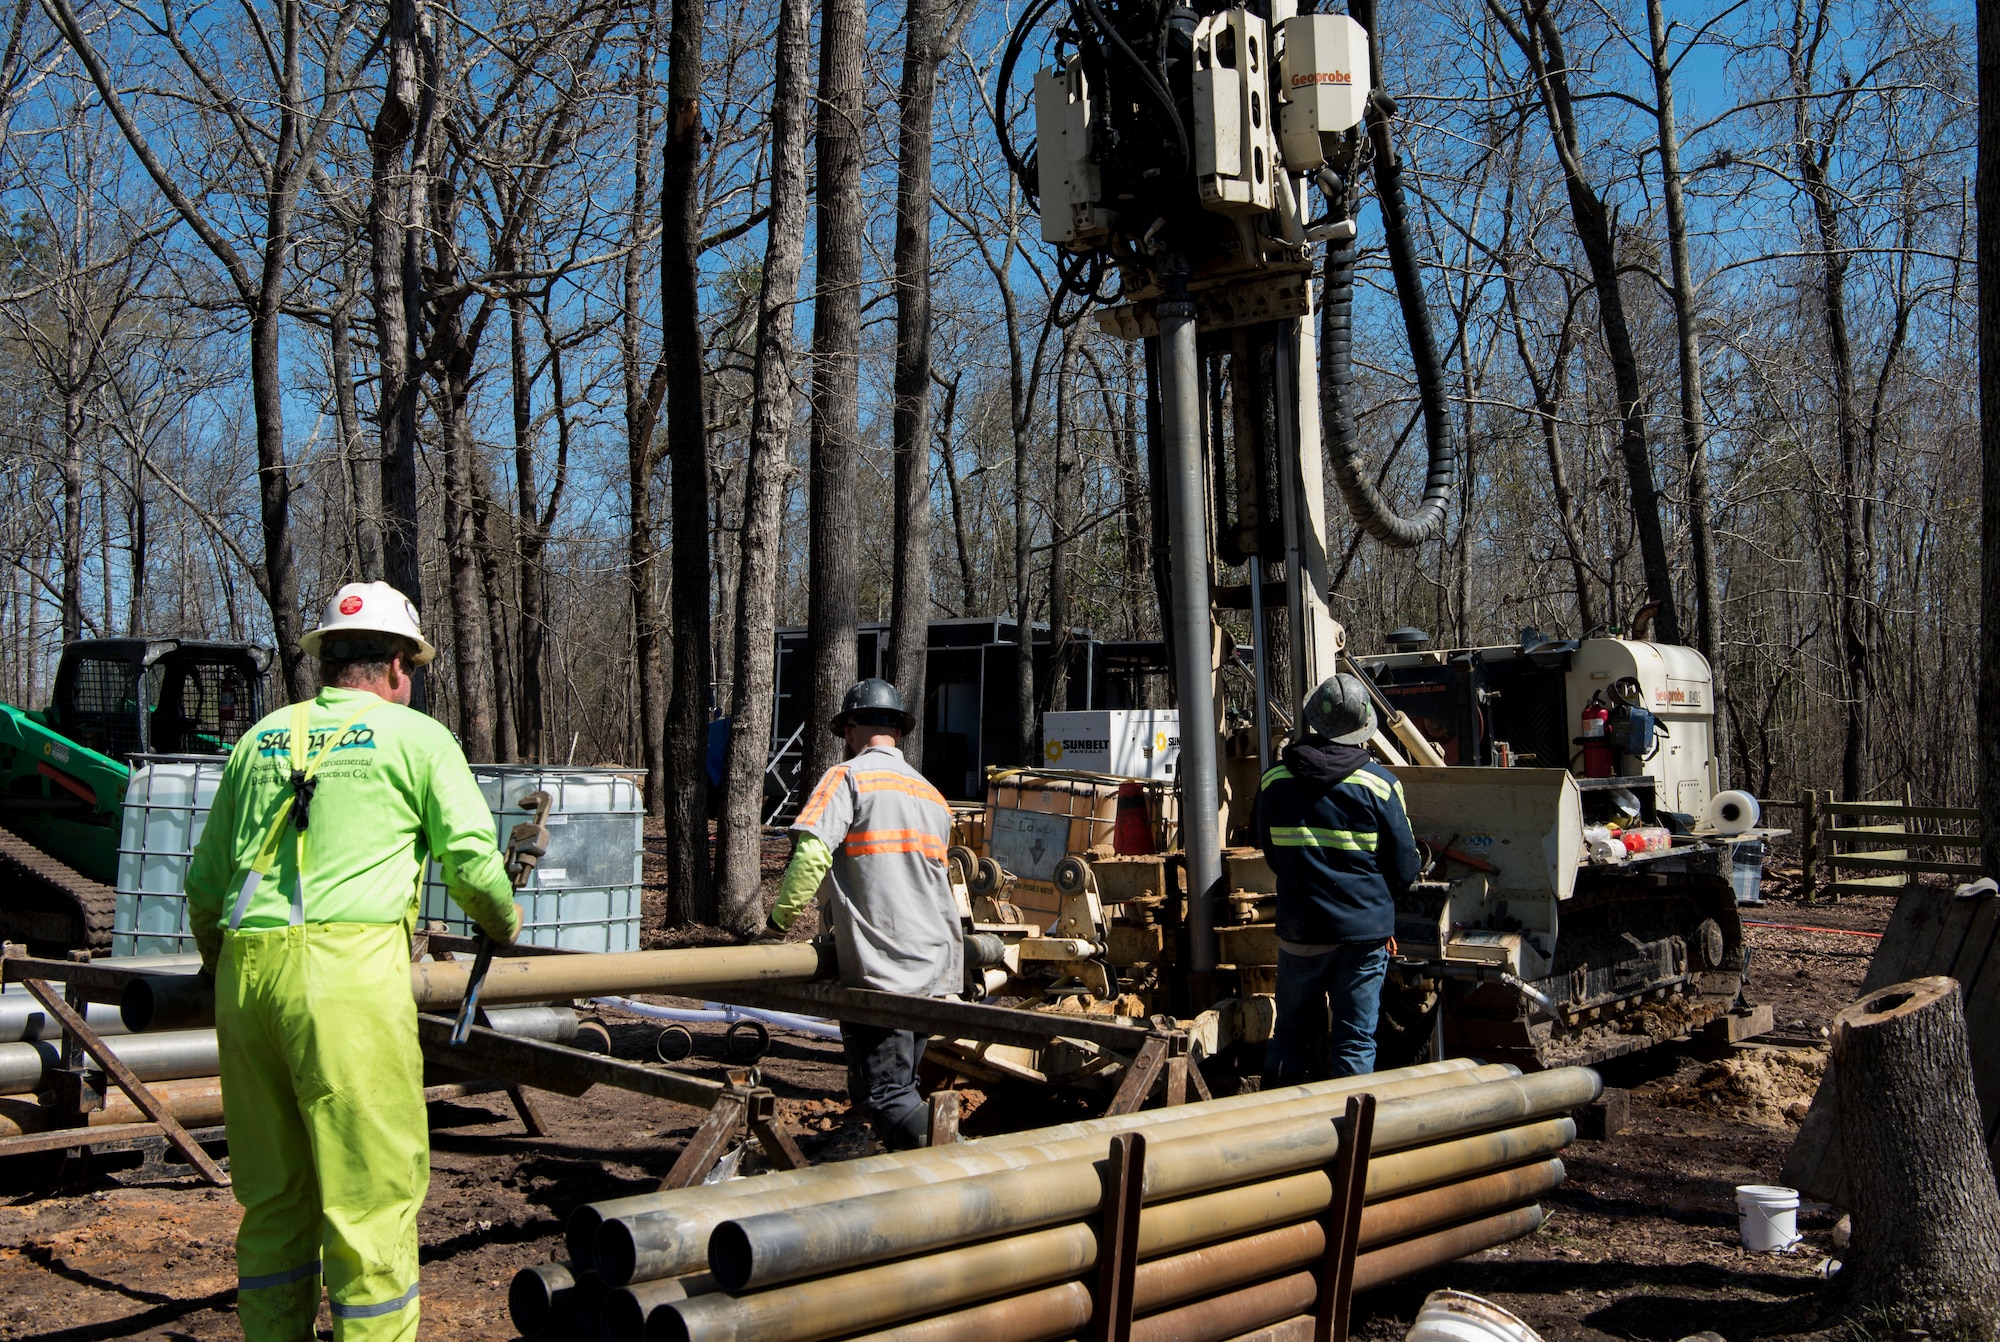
[1256,672,1420,1083]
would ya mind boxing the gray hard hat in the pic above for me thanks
[830,677,916,736]
[1302,673,1376,745]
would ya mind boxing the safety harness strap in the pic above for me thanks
[229,699,377,931]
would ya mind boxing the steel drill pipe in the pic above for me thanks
[641,1123,1575,1342]
[0,1028,220,1096]
[1119,1205,1549,1342]
[601,1274,715,1341]
[1,1004,575,1098]
[590,1061,1510,1283]
[705,1069,1597,1292]
[510,1261,580,1339]
[0,1075,226,1137]
[124,943,833,1031]
[728,1161,1566,1342]
[576,1058,1483,1263]
[572,1056,1480,1264]
[1156,280,1224,975]
[0,994,128,1043]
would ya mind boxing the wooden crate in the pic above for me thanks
[981,769,1179,920]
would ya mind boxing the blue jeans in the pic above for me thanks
[1265,941,1391,1083]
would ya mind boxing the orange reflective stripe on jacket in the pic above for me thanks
[796,764,851,828]
[842,828,950,859]
[851,770,948,808]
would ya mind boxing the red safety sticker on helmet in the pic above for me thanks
[339,595,364,615]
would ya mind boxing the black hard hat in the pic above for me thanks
[830,677,916,736]
[1302,673,1376,744]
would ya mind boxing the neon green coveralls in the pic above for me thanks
[185,686,519,1341]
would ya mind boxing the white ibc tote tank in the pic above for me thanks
[114,757,646,956]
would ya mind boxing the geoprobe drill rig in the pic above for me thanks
[941,0,1767,1078]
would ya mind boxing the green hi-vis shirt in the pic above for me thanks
[184,686,519,970]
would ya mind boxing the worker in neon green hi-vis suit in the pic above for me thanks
[184,581,529,1342]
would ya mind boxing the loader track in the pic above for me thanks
[1395,870,1750,1072]
[0,823,116,954]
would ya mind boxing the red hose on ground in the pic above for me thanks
[1741,920,1883,939]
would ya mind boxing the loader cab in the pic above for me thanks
[45,638,271,762]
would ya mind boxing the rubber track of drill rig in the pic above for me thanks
[0,823,115,953]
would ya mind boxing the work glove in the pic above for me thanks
[486,900,526,948]
[505,822,551,884]
[753,915,788,944]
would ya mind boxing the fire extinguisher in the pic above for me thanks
[1579,692,1614,778]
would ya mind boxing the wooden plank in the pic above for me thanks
[1830,879,1910,895]
[1826,855,1982,878]
[1832,804,1984,824]
[1829,832,1982,850]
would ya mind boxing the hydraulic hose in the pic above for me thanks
[1319,93,1457,548]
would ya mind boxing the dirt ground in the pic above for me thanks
[0,846,1908,1342]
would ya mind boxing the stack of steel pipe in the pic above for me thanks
[513,1059,1597,1342]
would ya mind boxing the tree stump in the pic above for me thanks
[1832,976,2000,1341]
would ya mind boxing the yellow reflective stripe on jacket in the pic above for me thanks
[1345,769,1397,802]
[1266,824,1379,852]
[1261,764,1294,789]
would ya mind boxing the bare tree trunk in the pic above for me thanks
[1492,1,1679,646]
[369,0,433,611]
[661,0,713,924]
[1115,342,1150,638]
[888,0,957,768]
[934,372,977,614]
[60,330,84,642]
[1046,334,1074,714]
[1832,978,2000,1340]
[473,469,517,762]
[622,23,669,818]
[1646,0,1727,782]
[1788,5,1875,803]
[437,368,494,760]
[1501,263,1594,632]
[1981,0,2000,878]
[1014,381,1035,763]
[125,437,145,632]
[804,0,866,785]
[716,0,807,927]
[250,303,307,698]
[329,283,385,583]
[515,304,570,765]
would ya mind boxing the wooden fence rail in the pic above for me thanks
[1757,793,1981,902]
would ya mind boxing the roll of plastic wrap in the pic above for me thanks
[1705,789,1760,836]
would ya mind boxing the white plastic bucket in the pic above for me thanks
[1736,1184,1802,1252]
[1405,1290,1545,1342]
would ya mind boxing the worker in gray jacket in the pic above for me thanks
[766,679,961,1149]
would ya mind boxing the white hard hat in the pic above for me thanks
[300,581,437,666]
